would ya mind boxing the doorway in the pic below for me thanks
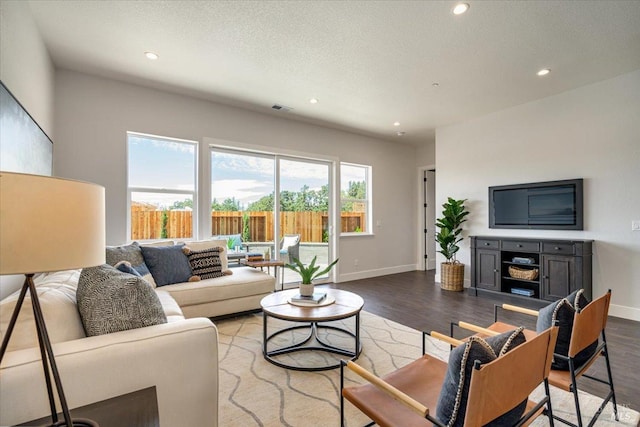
[210,148,334,286]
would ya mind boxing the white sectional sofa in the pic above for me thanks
[0,240,276,426]
[166,239,276,318]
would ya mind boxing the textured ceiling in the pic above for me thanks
[28,0,640,145]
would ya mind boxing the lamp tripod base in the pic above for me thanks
[0,275,99,427]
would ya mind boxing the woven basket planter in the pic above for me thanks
[441,262,465,291]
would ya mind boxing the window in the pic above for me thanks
[340,163,371,234]
[127,133,197,240]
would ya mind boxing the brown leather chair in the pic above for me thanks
[490,290,618,427]
[339,326,558,427]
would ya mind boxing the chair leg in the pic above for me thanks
[569,358,584,427]
[602,332,619,421]
[544,379,555,427]
[340,361,345,427]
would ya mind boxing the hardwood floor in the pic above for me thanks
[326,270,640,412]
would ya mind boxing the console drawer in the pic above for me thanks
[542,242,575,255]
[476,239,499,250]
[502,240,540,252]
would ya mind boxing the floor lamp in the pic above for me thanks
[0,172,105,427]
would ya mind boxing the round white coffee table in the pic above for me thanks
[260,288,364,371]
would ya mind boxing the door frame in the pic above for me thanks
[417,165,436,270]
[205,138,339,283]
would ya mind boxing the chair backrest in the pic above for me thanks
[568,290,611,358]
[280,234,300,249]
[464,326,558,427]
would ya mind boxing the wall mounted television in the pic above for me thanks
[489,179,583,230]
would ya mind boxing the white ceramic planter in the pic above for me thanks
[299,283,314,297]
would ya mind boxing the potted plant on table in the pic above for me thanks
[435,197,469,291]
[286,256,339,296]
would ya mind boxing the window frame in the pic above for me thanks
[340,162,372,237]
[126,132,199,241]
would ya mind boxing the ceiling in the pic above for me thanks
[28,1,640,146]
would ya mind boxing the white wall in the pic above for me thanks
[0,0,56,299]
[53,69,418,281]
[436,70,640,320]
[416,140,435,168]
[0,1,55,137]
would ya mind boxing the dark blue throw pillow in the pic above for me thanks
[536,289,597,370]
[140,244,193,287]
[436,328,527,427]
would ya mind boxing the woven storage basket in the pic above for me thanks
[441,262,465,291]
[508,265,539,281]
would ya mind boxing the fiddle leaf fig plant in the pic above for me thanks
[435,197,469,263]
[286,256,339,284]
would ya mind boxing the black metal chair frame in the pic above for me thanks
[339,329,555,427]
[492,290,618,427]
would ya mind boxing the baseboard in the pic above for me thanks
[609,304,640,322]
[338,264,417,283]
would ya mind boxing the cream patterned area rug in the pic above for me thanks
[216,311,638,427]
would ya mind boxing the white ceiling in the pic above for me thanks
[28,0,640,145]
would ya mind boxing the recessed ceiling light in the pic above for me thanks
[452,3,469,15]
[432,82,440,88]
[145,51,159,60]
[393,121,401,127]
[309,98,319,104]
[537,68,551,76]
[396,131,406,137]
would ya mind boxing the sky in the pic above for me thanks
[128,134,365,209]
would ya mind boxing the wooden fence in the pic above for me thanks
[131,210,365,241]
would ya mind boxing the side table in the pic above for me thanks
[20,387,158,427]
[240,259,285,291]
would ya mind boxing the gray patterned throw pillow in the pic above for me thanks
[105,242,145,266]
[77,264,167,337]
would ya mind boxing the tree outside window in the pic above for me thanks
[340,163,371,234]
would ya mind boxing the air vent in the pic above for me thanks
[272,104,293,112]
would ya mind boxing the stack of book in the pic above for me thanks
[511,288,535,297]
[246,252,264,262]
[290,292,327,304]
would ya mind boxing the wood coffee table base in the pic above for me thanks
[262,312,361,371]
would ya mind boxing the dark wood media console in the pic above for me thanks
[470,236,592,306]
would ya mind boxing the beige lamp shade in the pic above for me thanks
[0,172,106,275]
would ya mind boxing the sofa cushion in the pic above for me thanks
[155,289,185,322]
[140,244,194,287]
[536,289,597,370]
[77,264,167,336]
[183,246,229,280]
[0,270,86,352]
[161,266,274,308]
[436,328,527,426]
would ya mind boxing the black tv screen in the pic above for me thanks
[489,179,583,230]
